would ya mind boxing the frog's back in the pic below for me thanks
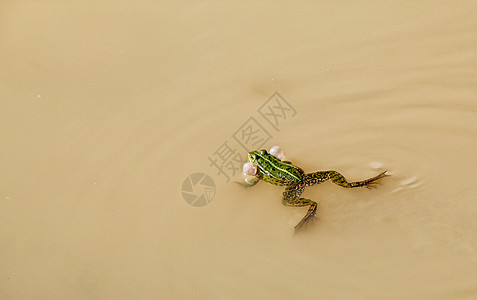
[255,150,304,184]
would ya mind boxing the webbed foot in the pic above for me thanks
[294,206,318,233]
[361,170,389,189]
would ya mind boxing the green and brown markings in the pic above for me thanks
[246,149,388,232]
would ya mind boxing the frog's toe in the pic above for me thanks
[362,170,389,189]
[294,215,317,233]
[365,182,381,189]
[376,170,390,179]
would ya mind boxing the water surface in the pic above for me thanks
[1,1,477,299]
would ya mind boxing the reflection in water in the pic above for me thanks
[1,1,477,299]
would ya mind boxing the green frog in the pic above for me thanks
[245,149,388,232]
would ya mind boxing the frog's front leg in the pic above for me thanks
[235,176,260,188]
[282,183,317,232]
[245,176,260,187]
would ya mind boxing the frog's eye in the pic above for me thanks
[260,149,267,155]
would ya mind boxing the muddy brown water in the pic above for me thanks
[1,1,477,299]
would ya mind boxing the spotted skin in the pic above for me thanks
[247,149,388,232]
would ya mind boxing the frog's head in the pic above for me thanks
[248,149,268,165]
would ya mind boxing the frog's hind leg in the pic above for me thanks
[306,170,388,189]
[282,183,317,232]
